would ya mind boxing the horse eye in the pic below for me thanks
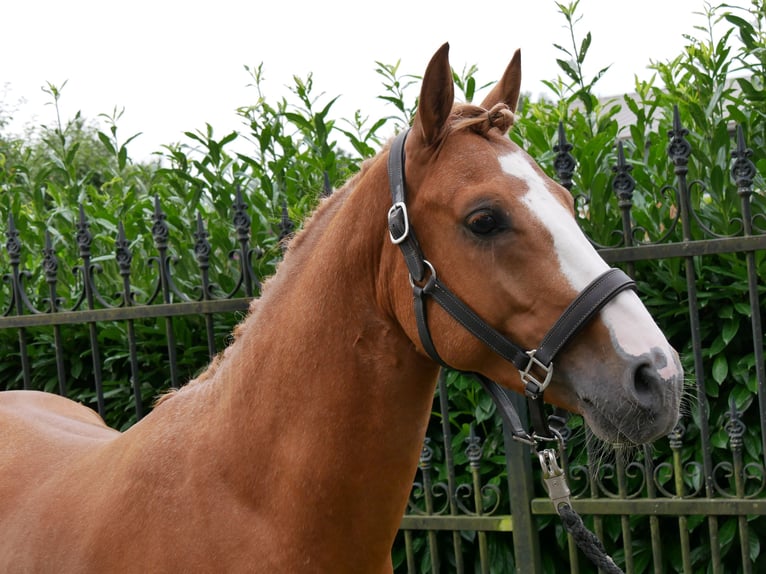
[466,211,503,236]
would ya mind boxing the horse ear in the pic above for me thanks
[479,49,521,113]
[413,42,455,147]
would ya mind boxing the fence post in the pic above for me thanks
[503,390,542,574]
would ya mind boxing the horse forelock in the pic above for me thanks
[449,102,516,138]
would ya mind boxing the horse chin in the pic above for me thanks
[580,400,680,446]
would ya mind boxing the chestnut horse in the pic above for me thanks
[0,44,683,573]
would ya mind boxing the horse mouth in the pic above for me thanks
[580,395,680,445]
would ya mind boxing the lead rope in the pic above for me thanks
[538,439,625,574]
[479,376,625,572]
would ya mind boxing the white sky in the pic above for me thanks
[1,0,749,160]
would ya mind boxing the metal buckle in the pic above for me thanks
[387,202,410,245]
[521,349,553,398]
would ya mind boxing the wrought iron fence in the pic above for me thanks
[397,108,766,574]
[1,108,765,573]
[0,188,270,424]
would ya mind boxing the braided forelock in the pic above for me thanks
[450,102,516,137]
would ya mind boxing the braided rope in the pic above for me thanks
[557,504,625,574]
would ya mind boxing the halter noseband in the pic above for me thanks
[387,128,636,443]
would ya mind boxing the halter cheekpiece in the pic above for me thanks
[386,128,637,443]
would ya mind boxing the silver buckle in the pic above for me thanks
[521,349,553,398]
[387,202,410,245]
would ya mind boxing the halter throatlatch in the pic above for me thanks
[386,128,636,443]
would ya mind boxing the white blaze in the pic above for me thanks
[499,152,678,376]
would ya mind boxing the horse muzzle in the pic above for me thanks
[577,348,684,445]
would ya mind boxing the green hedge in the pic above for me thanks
[1,1,764,571]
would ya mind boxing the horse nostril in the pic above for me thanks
[630,362,662,406]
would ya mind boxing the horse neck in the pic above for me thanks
[187,156,439,557]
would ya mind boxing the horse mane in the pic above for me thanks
[156,102,512,406]
[155,152,387,405]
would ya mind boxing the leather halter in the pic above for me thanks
[387,128,636,443]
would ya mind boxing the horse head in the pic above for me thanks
[384,43,684,445]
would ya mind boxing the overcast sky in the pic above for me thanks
[1,0,749,159]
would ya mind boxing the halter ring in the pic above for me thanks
[409,260,436,289]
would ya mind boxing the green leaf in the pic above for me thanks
[118,146,127,171]
[97,132,116,155]
[717,304,733,320]
[724,14,757,50]
[733,302,751,317]
[707,335,726,356]
[552,42,572,58]
[555,59,580,83]
[718,518,737,548]
[721,319,739,346]
[749,526,760,562]
[465,76,475,102]
[712,355,728,385]
[710,427,728,448]
[578,32,592,64]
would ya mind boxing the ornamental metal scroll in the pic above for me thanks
[554,106,766,253]
[1,192,279,318]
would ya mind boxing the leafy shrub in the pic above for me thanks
[1,0,764,571]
